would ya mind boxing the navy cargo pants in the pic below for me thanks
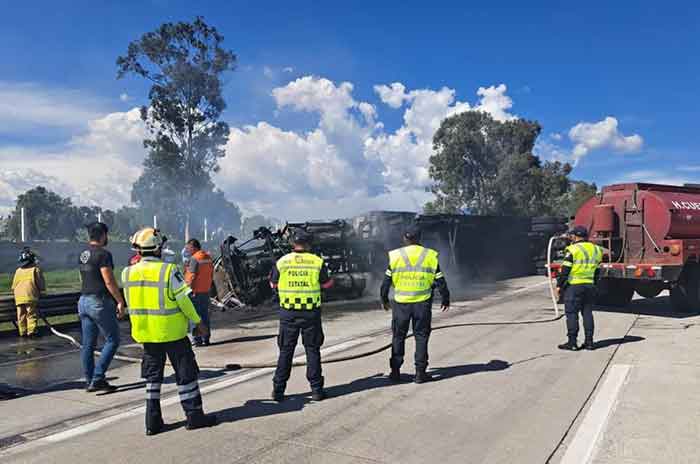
[390,300,432,371]
[273,310,325,393]
[142,337,203,430]
[564,284,597,342]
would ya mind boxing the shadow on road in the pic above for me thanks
[213,358,518,425]
[593,335,645,349]
[596,296,698,319]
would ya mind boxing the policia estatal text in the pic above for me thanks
[381,227,450,383]
[122,227,217,435]
[556,226,604,351]
[270,230,333,402]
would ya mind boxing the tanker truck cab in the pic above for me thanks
[549,183,700,312]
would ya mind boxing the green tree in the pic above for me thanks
[117,16,237,234]
[426,111,583,217]
[6,187,79,240]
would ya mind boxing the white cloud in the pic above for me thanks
[374,82,409,109]
[263,66,274,79]
[282,67,294,73]
[0,81,102,134]
[474,84,515,122]
[569,116,643,161]
[119,93,131,102]
[550,133,562,141]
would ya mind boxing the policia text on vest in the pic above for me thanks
[380,244,450,382]
[270,250,333,401]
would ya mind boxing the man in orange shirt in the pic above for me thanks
[184,239,214,346]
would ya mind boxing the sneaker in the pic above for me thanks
[389,368,401,383]
[414,370,434,384]
[185,413,218,430]
[272,389,284,402]
[311,389,325,401]
[87,379,117,393]
[558,340,580,351]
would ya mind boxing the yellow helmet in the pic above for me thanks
[130,227,166,251]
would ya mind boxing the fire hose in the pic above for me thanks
[37,300,564,372]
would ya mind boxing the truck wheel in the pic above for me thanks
[670,265,700,313]
[596,279,634,307]
[634,282,665,299]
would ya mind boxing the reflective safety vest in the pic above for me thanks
[121,258,200,343]
[388,245,440,303]
[276,252,323,310]
[562,242,603,285]
[186,250,214,294]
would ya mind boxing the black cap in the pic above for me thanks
[568,225,588,238]
[404,225,421,240]
[292,229,313,244]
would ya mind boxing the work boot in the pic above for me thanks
[185,411,218,430]
[311,389,325,401]
[389,368,401,383]
[146,418,165,436]
[414,369,434,384]
[272,388,285,403]
[558,338,580,351]
[87,379,117,393]
[583,339,595,351]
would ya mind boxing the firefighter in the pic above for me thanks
[381,226,450,383]
[270,229,333,402]
[556,225,604,351]
[11,247,45,338]
[184,239,214,346]
[121,227,217,435]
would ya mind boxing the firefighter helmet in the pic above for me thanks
[130,227,166,251]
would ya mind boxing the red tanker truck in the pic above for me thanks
[550,183,700,312]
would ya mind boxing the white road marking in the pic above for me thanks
[16,337,373,448]
[560,364,632,464]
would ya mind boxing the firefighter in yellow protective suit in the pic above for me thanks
[380,226,450,384]
[122,227,217,435]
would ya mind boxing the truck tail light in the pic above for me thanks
[634,268,643,278]
[646,268,656,277]
[670,244,681,256]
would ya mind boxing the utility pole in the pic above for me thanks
[204,217,208,243]
[153,215,158,229]
[97,211,102,223]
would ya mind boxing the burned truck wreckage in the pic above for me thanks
[212,212,552,309]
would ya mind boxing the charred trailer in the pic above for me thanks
[551,183,700,312]
[212,221,377,309]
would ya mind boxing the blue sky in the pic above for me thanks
[0,1,698,219]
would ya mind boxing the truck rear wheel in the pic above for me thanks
[635,282,665,299]
[670,264,700,313]
[596,279,634,307]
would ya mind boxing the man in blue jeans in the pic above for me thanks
[78,222,126,392]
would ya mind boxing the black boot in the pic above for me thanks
[558,338,580,351]
[389,368,401,383]
[311,389,325,401]
[186,411,218,430]
[146,418,165,436]
[583,338,595,350]
[146,400,164,436]
[414,368,434,384]
[272,388,284,402]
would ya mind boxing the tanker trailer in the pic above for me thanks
[550,183,700,312]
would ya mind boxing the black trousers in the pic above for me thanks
[390,300,432,371]
[564,284,596,341]
[142,337,202,429]
[273,311,325,392]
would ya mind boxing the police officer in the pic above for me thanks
[556,225,604,351]
[270,229,333,402]
[380,226,450,383]
[121,228,217,435]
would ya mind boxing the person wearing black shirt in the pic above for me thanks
[78,222,126,392]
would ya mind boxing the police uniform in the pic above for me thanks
[557,238,604,350]
[269,249,332,400]
[122,256,215,433]
[380,243,450,381]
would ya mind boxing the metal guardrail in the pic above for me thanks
[0,292,80,324]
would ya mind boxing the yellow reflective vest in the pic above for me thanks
[388,245,440,303]
[276,252,323,310]
[562,242,603,285]
[121,258,201,343]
